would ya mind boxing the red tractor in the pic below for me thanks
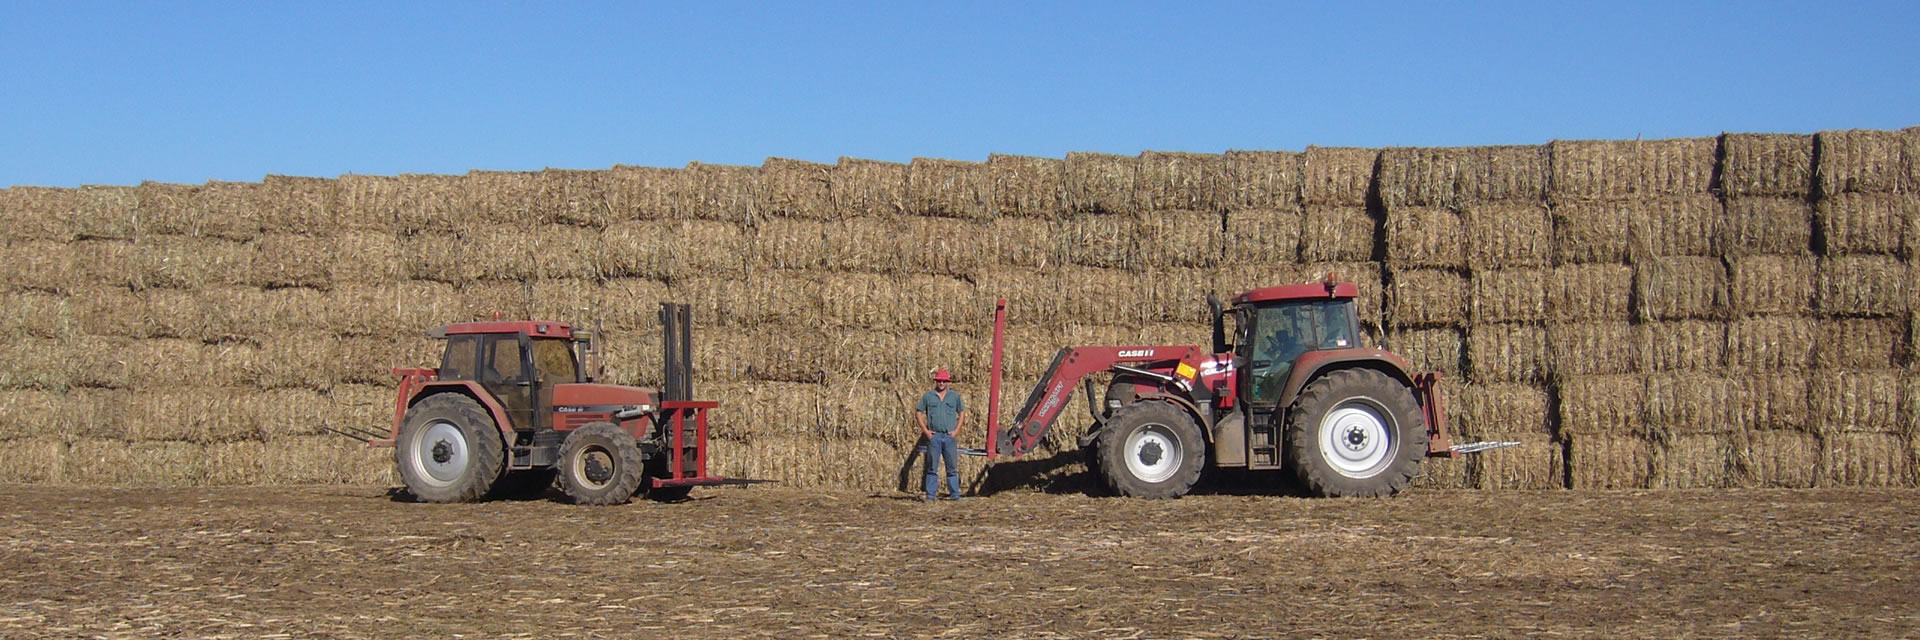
[367,303,749,504]
[983,278,1458,498]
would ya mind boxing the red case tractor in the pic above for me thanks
[369,303,751,504]
[983,278,1458,498]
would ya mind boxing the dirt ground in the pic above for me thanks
[1,483,1917,639]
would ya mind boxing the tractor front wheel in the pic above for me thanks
[396,394,506,503]
[556,422,646,505]
[1096,402,1206,499]
[1285,368,1427,498]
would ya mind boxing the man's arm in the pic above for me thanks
[916,410,932,438]
[954,410,964,436]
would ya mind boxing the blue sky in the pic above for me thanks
[3,1,1916,188]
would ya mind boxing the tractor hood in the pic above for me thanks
[552,383,657,410]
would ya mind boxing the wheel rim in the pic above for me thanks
[572,445,616,490]
[1124,424,1182,484]
[1317,400,1396,479]
[410,421,470,488]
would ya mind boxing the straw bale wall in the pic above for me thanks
[2,128,1915,491]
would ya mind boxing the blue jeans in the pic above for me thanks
[924,432,961,499]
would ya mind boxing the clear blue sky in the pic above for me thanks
[3,1,1916,188]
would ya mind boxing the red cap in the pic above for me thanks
[932,369,952,381]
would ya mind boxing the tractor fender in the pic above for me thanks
[1275,349,1417,410]
[403,381,514,436]
[1081,392,1211,449]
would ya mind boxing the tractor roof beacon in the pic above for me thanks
[981,277,1498,499]
[367,303,756,505]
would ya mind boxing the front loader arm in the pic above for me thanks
[990,345,1201,458]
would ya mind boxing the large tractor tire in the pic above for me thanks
[396,394,507,503]
[556,422,646,505]
[1285,368,1427,498]
[1095,402,1206,499]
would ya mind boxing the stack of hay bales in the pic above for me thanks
[1547,136,1724,488]
[2,128,1914,492]
[1381,144,1558,490]
[1807,129,1917,487]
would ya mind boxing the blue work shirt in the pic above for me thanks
[917,389,966,433]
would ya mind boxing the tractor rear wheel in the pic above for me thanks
[396,394,506,503]
[556,422,645,505]
[1285,368,1427,498]
[1096,402,1205,499]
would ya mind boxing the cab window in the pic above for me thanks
[481,335,524,384]
[530,338,579,384]
[440,335,479,380]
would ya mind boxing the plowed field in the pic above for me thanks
[2,485,1917,638]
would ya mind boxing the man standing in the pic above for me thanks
[916,369,965,501]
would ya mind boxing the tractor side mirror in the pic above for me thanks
[1206,294,1227,354]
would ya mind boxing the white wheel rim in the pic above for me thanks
[572,445,616,490]
[1124,424,1182,484]
[411,421,470,488]
[1318,400,1395,479]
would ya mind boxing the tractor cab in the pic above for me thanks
[427,320,600,433]
[1213,281,1362,410]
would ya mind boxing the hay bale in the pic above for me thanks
[595,277,673,332]
[463,170,544,227]
[1720,197,1813,257]
[1816,254,1909,317]
[0,292,74,339]
[1467,144,1551,203]
[604,164,686,221]
[673,270,823,330]
[1470,268,1549,324]
[0,239,103,294]
[1818,432,1914,487]
[137,181,265,241]
[139,287,256,343]
[1466,324,1549,384]
[1410,453,1474,490]
[1565,433,1654,489]
[525,277,602,326]
[1223,150,1303,210]
[65,185,142,241]
[1728,255,1816,316]
[1633,256,1727,321]
[700,382,823,442]
[896,216,989,277]
[1298,205,1376,262]
[1475,434,1563,490]
[1816,129,1908,195]
[1053,267,1150,326]
[1633,320,1726,372]
[525,225,600,281]
[1301,146,1377,207]
[832,157,908,218]
[815,381,920,445]
[1548,321,1635,377]
[1463,202,1552,268]
[1721,133,1815,198]
[1811,369,1905,433]
[0,187,78,241]
[1812,318,1906,369]
[1223,208,1301,264]
[984,218,1060,268]
[1737,430,1819,488]
[1136,151,1225,211]
[256,232,404,289]
[64,439,209,487]
[1135,210,1225,270]
[68,285,142,337]
[125,388,263,443]
[988,154,1067,218]
[757,157,835,219]
[1652,433,1737,489]
[749,218,829,271]
[1379,145,1548,208]
[129,236,256,290]
[1386,268,1468,328]
[1818,192,1913,256]
[1141,269,1216,324]
[1739,374,1809,432]
[1725,315,1817,371]
[126,339,261,390]
[1629,195,1723,258]
[1383,327,1464,378]
[601,219,749,283]
[1384,206,1464,269]
[680,162,760,223]
[1550,200,1632,263]
[0,438,65,484]
[1547,264,1633,322]
[1550,137,1717,201]
[245,435,392,485]
[1064,151,1138,215]
[334,174,402,233]
[0,391,85,440]
[817,328,981,384]
[973,268,1059,327]
[534,169,611,228]
[817,273,976,332]
[1644,374,1742,435]
[907,158,990,220]
[246,388,336,440]
[1450,382,1550,437]
[1556,375,1645,436]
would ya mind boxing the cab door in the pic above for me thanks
[478,333,540,431]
